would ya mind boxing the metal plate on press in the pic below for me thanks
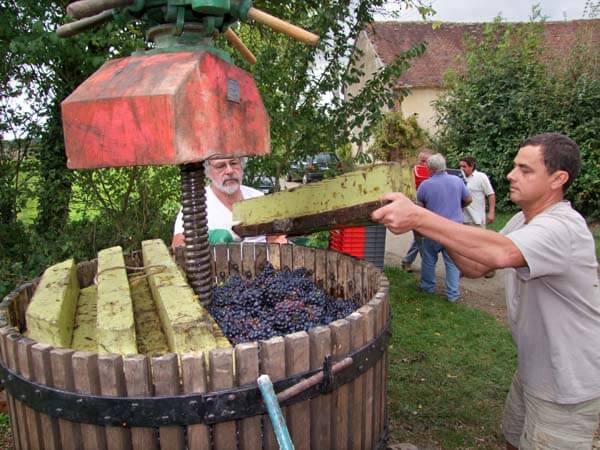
[227,79,240,103]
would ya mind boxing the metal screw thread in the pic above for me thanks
[180,163,213,304]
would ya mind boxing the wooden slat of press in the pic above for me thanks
[98,354,131,450]
[214,245,230,284]
[364,264,373,301]
[359,305,375,450]
[329,319,350,450]
[0,328,22,450]
[370,294,386,447]
[326,249,339,298]
[235,343,261,450]
[353,260,364,306]
[7,334,31,450]
[259,336,285,450]
[314,249,327,292]
[284,331,310,450]
[379,283,391,438]
[336,255,348,300]
[17,337,45,450]
[291,244,304,271]
[30,342,61,450]
[72,351,107,450]
[151,354,185,450]
[228,243,242,278]
[123,355,158,450]
[347,312,365,450]
[267,244,281,271]
[181,352,210,450]
[51,348,82,450]
[209,348,237,450]
[254,243,268,275]
[309,326,332,450]
[280,244,293,271]
[345,256,356,301]
[303,247,316,282]
[242,243,256,280]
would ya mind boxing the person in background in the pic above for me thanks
[172,156,286,249]
[414,153,471,302]
[401,149,432,272]
[372,133,600,450]
[459,155,496,277]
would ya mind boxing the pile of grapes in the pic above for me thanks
[208,263,358,345]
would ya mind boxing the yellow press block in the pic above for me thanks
[26,259,80,348]
[96,246,138,354]
[232,163,415,236]
[141,239,231,354]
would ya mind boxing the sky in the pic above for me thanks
[383,0,593,22]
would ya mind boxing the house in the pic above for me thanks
[345,19,600,136]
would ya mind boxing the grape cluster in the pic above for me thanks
[208,263,358,345]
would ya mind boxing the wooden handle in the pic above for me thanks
[67,0,134,19]
[224,29,257,65]
[56,10,114,38]
[248,7,319,47]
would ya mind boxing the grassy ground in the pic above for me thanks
[386,267,517,449]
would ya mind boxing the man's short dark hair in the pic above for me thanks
[519,133,581,190]
[460,155,477,169]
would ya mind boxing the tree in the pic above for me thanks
[369,111,428,162]
[434,14,600,216]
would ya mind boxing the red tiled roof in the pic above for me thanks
[366,19,600,88]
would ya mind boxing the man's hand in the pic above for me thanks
[371,193,423,234]
[487,211,495,224]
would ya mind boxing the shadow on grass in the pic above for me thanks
[385,267,516,449]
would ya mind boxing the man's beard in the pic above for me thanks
[213,177,241,195]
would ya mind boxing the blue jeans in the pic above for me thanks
[420,238,460,301]
[402,232,423,264]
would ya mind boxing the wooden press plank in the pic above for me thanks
[209,348,237,450]
[71,285,98,352]
[344,256,355,301]
[235,342,261,450]
[326,250,339,298]
[151,354,185,450]
[254,243,268,275]
[347,312,365,450]
[17,337,45,450]
[353,260,364,306]
[214,245,230,284]
[267,243,281,271]
[51,348,83,450]
[7,334,31,450]
[26,258,79,348]
[370,295,386,447]
[336,254,348,300]
[30,342,61,450]
[123,355,158,450]
[330,319,351,450]
[98,354,131,449]
[358,305,375,450]
[309,326,332,450]
[181,352,210,450]
[314,249,327,292]
[280,244,293,271]
[303,247,316,282]
[72,351,107,450]
[259,336,286,450]
[0,328,22,450]
[242,243,256,280]
[228,243,242,277]
[232,164,414,237]
[284,331,310,450]
[291,245,304,271]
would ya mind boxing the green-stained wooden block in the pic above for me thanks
[26,259,80,348]
[71,284,98,352]
[232,163,415,236]
[141,239,232,354]
[96,246,138,354]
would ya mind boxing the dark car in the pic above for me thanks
[248,175,276,194]
[301,152,342,184]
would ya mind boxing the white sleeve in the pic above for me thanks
[173,208,184,236]
[482,173,494,196]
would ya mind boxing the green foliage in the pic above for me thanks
[434,16,600,216]
[369,111,428,161]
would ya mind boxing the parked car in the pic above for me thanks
[248,175,276,194]
[286,159,308,182]
[301,152,342,184]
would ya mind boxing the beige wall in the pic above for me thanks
[399,87,443,136]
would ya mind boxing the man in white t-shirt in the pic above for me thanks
[372,133,600,450]
[459,155,496,277]
[172,157,286,249]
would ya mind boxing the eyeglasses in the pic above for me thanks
[209,159,242,172]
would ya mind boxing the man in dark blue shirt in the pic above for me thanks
[417,154,472,301]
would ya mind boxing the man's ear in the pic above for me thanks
[551,170,569,189]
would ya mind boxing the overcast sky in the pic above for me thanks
[384,0,592,22]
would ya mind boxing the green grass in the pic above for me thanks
[386,267,516,449]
